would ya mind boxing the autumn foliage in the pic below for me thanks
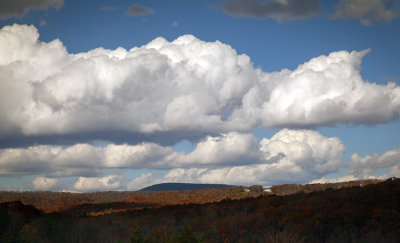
[1,178,399,242]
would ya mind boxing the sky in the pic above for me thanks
[0,0,400,192]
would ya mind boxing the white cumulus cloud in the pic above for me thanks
[309,175,359,184]
[126,172,161,190]
[73,175,124,191]
[4,128,398,191]
[157,129,346,186]
[0,142,173,177]
[0,130,344,180]
[233,49,400,129]
[0,129,347,189]
[31,176,60,191]
[1,24,400,146]
[348,148,400,179]
[178,132,262,167]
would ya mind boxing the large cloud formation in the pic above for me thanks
[0,130,343,177]
[310,148,400,184]
[0,0,63,19]
[24,139,400,191]
[2,125,396,191]
[0,129,346,190]
[1,24,400,147]
[1,24,400,191]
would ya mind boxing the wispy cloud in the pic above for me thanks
[0,0,63,19]
[99,6,118,12]
[40,19,47,26]
[331,0,400,26]
[126,4,154,17]
[216,0,400,26]
[216,0,322,21]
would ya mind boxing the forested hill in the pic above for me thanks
[0,179,382,212]
[140,183,234,191]
[1,178,399,242]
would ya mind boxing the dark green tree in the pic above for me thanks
[175,225,200,243]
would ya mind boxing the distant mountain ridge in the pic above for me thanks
[140,182,234,191]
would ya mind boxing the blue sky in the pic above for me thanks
[0,0,400,191]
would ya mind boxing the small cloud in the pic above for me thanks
[379,75,400,84]
[331,0,400,26]
[99,6,118,12]
[126,4,154,17]
[40,19,47,26]
[172,21,179,27]
[73,175,124,191]
[127,173,160,190]
[216,0,322,22]
[32,177,61,191]
[0,184,21,191]
[0,0,64,19]
[348,148,400,179]
[309,175,359,184]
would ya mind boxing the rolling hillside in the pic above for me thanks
[1,179,399,242]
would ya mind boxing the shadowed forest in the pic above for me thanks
[1,179,399,242]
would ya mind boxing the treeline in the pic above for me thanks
[269,179,381,195]
[0,179,382,213]
[0,191,140,212]
[119,178,400,242]
[1,178,399,242]
[0,187,255,213]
